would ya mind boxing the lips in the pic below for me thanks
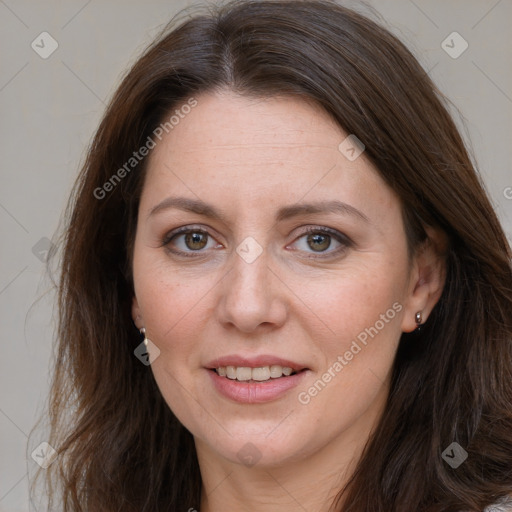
[205,355,310,403]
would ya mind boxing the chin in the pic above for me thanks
[198,424,311,468]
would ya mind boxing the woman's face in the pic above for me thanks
[131,90,426,469]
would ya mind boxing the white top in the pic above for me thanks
[484,497,512,512]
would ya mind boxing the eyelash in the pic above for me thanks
[161,225,352,259]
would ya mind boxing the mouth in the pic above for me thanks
[205,356,310,401]
[211,365,304,382]
[206,360,310,403]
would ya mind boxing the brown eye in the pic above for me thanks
[288,227,352,258]
[307,232,331,252]
[184,231,208,250]
[163,228,219,255]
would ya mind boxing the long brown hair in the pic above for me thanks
[31,1,512,510]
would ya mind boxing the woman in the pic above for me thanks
[32,0,512,510]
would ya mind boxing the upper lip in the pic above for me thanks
[205,355,308,372]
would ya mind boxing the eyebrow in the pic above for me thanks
[148,196,370,223]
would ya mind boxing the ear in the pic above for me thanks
[401,226,448,333]
[132,295,144,330]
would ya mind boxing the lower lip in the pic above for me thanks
[207,369,309,404]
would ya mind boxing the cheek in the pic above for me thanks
[294,262,405,404]
[132,260,218,430]
[302,258,406,352]
[132,251,218,364]
[131,240,231,422]
[292,288,402,450]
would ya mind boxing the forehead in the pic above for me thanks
[159,91,346,162]
[142,90,398,222]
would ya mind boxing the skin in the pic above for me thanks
[131,90,445,511]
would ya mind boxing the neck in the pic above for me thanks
[199,456,349,512]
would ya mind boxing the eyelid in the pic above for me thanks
[293,225,351,241]
[162,224,221,244]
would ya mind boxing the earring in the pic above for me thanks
[415,311,423,331]
[140,327,148,347]
[138,327,160,365]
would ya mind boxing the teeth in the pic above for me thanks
[252,367,271,381]
[270,365,283,378]
[236,367,252,381]
[215,365,296,381]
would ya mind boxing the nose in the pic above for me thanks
[215,246,288,334]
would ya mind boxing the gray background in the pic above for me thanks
[1,0,511,510]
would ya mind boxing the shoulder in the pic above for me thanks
[484,497,512,512]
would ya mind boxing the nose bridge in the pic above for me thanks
[216,237,287,332]
[230,229,269,288]
[229,242,272,308]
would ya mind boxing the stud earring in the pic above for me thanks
[415,311,423,331]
